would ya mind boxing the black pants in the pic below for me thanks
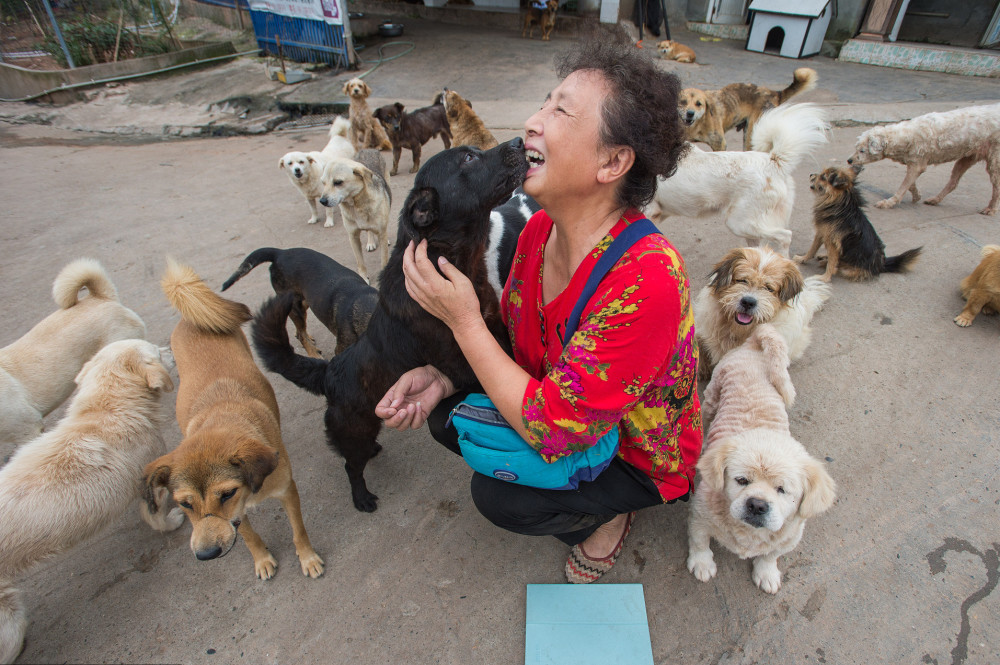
[428,392,677,546]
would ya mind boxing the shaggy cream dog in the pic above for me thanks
[0,258,146,449]
[342,77,392,152]
[0,339,182,664]
[320,149,392,284]
[279,116,355,227]
[687,325,836,594]
[645,103,829,257]
[847,102,1000,215]
[694,246,832,377]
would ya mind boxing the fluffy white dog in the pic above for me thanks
[0,258,146,450]
[645,103,829,257]
[847,102,1000,215]
[0,339,182,664]
[687,325,836,594]
[279,116,356,227]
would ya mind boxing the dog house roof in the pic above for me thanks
[748,0,830,18]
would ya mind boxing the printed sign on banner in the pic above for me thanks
[248,0,343,25]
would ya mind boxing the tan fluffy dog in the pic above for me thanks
[0,258,146,449]
[145,260,324,580]
[687,325,836,594]
[279,116,355,227]
[0,339,181,664]
[342,77,392,152]
[319,149,392,285]
[658,39,696,63]
[694,247,832,377]
[439,89,498,150]
[677,68,817,151]
[955,244,1000,328]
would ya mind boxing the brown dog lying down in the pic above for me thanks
[955,244,1000,328]
[146,260,323,580]
[373,101,452,175]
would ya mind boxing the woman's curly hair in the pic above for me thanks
[556,24,687,211]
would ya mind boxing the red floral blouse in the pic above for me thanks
[501,209,702,501]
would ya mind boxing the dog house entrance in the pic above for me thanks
[764,26,785,53]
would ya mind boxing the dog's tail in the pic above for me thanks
[883,247,923,274]
[162,258,251,335]
[52,258,119,308]
[330,115,351,140]
[982,244,1000,259]
[0,585,27,665]
[750,102,829,172]
[791,275,832,318]
[221,247,281,291]
[251,293,328,396]
[750,324,796,407]
[776,67,818,105]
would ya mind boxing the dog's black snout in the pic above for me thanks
[746,498,769,516]
[196,546,223,560]
[739,296,757,309]
[509,137,524,150]
[846,157,854,164]
[686,110,695,119]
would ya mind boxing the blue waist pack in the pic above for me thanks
[445,218,660,490]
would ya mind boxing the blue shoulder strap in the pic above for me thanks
[561,218,661,348]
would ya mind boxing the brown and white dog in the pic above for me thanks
[658,39,696,63]
[694,247,832,377]
[145,260,324,580]
[955,244,1000,329]
[438,88,498,150]
[279,116,355,227]
[342,77,392,152]
[0,258,146,450]
[687,324,836,594]
[0,339,181,665]
[846,103,1000,215]
[522,0,558,41]
[677,68,817,151]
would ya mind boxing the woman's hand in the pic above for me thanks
[403,239,482,335]
[376,365,456,431]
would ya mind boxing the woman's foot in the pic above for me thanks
[565,512,635,584]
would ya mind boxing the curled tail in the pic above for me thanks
[776,67,818,105]
[221,247,280,291]
[982,244,1000,259]
[792,275,833,318]
[251,293,328,396]
[751,324,796,407]
[52,258,119,308]
[330,115,351,140]
[161,258,251,334]
[750,102,829,171]
[0,585,26,665]
[883,247,922,274]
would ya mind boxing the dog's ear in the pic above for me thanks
[143,456,173,515]
[394,102,405,114]
[278,156,286,169]
[307,155,317,165]
[708,249,744,292]
[405,188,439,232]
[777,262,804,303]
[798,457,836,519]
[75,357,96,387]
[695,437,735,492]
[362,81,371,96]
[144,360,174,393]
[868,133,886,155]
[230,439,280,494]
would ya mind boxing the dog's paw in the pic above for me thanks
[954,313,974,327]
[752,559,782,594]
[874,198,896,209]
[980,206,997,216]
[352,489,380,513]
[324,219,336,228]
[163,506,185,531]
[255,553,279,580]
[687,551,717,582]
[308,217,320,224]
[299,551,325,578]
[924,197,941,206]
[792,254,806,264]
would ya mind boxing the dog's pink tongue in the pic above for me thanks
[736,313,753,325]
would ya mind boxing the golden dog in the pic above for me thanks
[144,260,323,580]
[342,77,392,152]
[694,247,832,377]
[677,68,817,151]
[955,244,1000,328]
[657,39,696,63]
[688,325,836,594]
[0,339,181,664]
[522,0,558,41]
[438,88,498,150]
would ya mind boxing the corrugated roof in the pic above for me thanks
[748,0,830,18]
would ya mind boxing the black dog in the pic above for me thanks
[222,247,377,357]
[486,187,541,296]
[373,101,452,176]
[252,139,528,512]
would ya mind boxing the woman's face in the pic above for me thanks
[522,69,609,208]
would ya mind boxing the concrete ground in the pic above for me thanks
[1,13,999,665]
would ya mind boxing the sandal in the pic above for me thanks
[565,511,635,584]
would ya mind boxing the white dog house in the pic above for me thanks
[746,0,833,59]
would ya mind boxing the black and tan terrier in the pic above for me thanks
[795,165,922,282]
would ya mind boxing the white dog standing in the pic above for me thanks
[687,325,836,594]
[847,103,1000,215]
[279,116,356,227]
[0,339,183,664]
[0,258,146,450]
[645,103,829,257]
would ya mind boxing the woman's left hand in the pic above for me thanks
[403,239,483,333]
